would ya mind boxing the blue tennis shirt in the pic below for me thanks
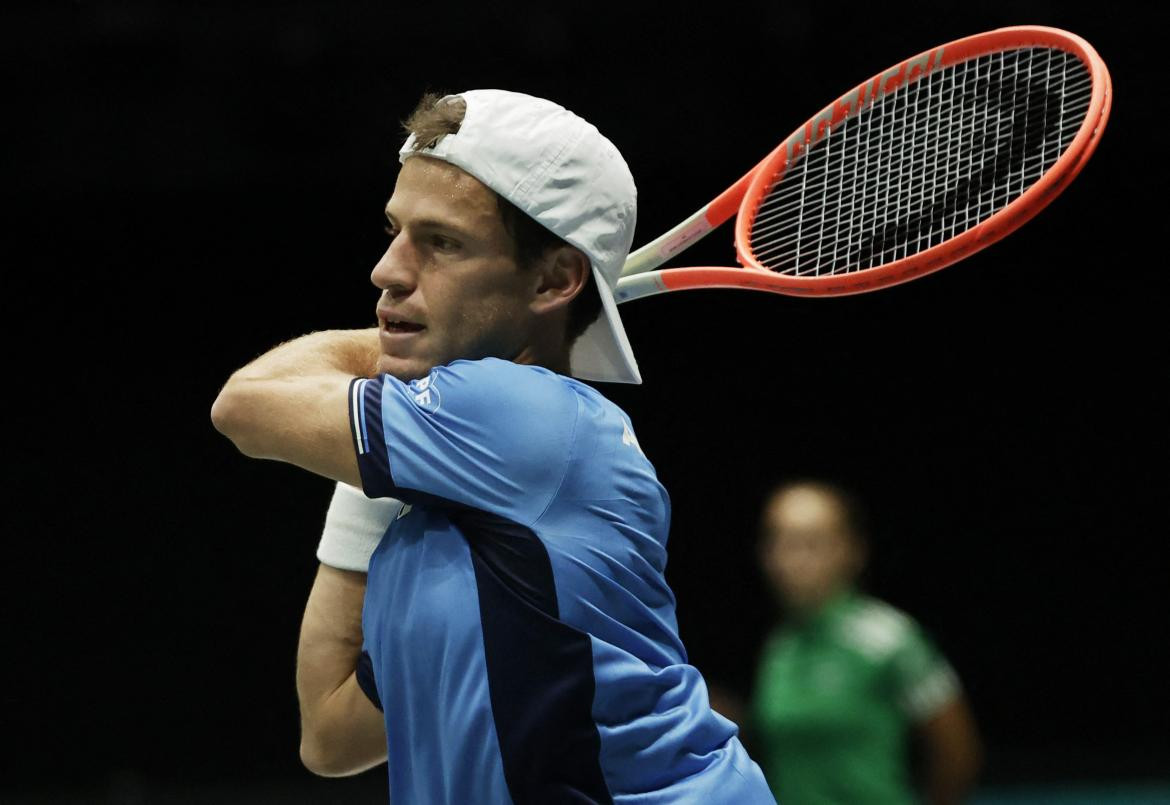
[348,358,772,804]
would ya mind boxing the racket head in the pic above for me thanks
[723,25,1112,297]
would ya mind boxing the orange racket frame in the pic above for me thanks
[614,25,1112,303]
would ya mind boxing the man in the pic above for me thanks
[212,90,773,803]
[750,481,982,804]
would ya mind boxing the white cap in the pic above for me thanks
[398,89,641,385]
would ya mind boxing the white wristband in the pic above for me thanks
[316,482,403,572]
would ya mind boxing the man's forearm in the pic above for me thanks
[297,565,387,776]
[921,696,982,805]
[230,329,381,384]
[211,329,382,484]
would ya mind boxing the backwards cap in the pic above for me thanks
[399,89,641,384]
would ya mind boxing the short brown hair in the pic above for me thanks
[402,93,603,344]
[762,480,870,547]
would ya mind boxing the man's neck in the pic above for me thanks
[510,335,572,376]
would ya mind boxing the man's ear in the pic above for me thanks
[530,245,590,315]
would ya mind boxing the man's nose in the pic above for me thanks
[371,236,417,296]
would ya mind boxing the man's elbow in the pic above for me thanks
[210,380,265,457]
[297,690,387,778]
[299,737,350,778]
[299,733,373,778]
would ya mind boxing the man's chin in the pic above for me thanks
[377,353,435,382]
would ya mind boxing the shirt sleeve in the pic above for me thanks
[889,622,961,721]
[348,359,578,526]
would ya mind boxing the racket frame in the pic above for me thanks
[615,25,1112,304]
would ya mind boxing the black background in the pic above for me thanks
[6,1,1167,801]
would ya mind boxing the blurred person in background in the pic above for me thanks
[750,480,982,805]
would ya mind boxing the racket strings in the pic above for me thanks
[750,47,1093,276]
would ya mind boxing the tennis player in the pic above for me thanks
[211,90,773,803]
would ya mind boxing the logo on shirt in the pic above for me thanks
[408,373,442,413]
[622,420,644,456]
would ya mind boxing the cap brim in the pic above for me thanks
[569,266,642,385]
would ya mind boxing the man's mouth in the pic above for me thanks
[382,320,425,334]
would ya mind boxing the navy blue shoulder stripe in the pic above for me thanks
[349,377,393,498]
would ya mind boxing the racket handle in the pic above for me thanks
[620,207,715,278]
[620,167,756,278]
[614,271,668,304]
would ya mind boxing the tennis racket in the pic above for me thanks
[613,25,1111,303]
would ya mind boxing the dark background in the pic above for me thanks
[6,1,1167,802]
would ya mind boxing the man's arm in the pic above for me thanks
[296,564,387,776]
[918,694,982,805]
[210,329,381,486]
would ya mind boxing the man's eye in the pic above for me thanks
[384,225,399,240]
[432,235,460,251]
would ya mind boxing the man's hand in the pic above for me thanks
[210,329,381,486]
